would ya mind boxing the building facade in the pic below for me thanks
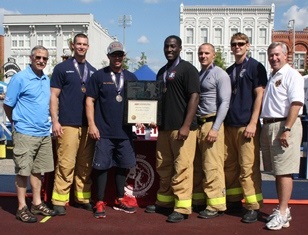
[272,27,308,74]
[3,14,115,80]
[179,3,275,71]
[0,35,4,76]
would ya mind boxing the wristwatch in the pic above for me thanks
[282,126,291,132]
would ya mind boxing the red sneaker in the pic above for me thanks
[94,201,106,219]
[113,198,136,213]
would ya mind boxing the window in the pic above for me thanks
[294,53,306,70]
[37,33,57,48]
[245,28,253,44]
[186,28,194,44]
[259,52,267,67]
[63,33,73,49]
[214,28,222,45]
[259,28,267,45]
[230,28,238,38]
[200,28,208,43]
[186,51,193,64]
[11,34,30,48]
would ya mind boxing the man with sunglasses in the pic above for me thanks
[224,32,267,223]
[86,41,139,219]
[4,45,56,223]
[50,33,97,215]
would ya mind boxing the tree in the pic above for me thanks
[122,57,130,70]
[214,47,226,70]
[137,52,147,69]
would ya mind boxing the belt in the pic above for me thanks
[197,116,216,125]
[262,117,287,124]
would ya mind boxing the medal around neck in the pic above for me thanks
[116,94,123,102]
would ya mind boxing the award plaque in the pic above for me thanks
[124,81,163,125]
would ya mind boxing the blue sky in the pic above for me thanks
[1,0,307,72]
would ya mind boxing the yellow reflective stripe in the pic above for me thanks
[75,191,91,200]
[157,193,174,203]
[226,187,243,196]
[175,198,192,208]
[245,193,263,204]
[192,193,206,200]
[207,196,226,206]
[52,191,70,202]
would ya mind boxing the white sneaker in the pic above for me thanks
[266,207,292,222]
[266,211,290,230]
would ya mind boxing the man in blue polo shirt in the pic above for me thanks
[4,45,56,223]
[224,33,267,223]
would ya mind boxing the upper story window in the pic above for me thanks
[11,34,30,48]
[259,52,267,67]
[37,33,57,48]
[230,28,238,38]
[259,28,267,45]
[186,51,193,64]
[214,28,223,45]
[245,28,253,44]
[200,28,208,43]
[186,28,194,44]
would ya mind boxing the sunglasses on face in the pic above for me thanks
[109,53,125,58]
[231,42,247,47]
[34,56,49,61]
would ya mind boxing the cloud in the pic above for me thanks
[137,35,150,44]
[144,0,160,3]
[80,0,96,3]
[282,5,308,30]
[251,0,293,6]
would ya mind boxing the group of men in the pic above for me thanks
[4,32,304,231]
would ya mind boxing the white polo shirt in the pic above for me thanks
[261,63,304,118]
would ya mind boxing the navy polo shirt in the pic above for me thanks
[224,57,268,127]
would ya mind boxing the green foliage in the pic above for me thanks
[214,47,226,70]
[137,52,147,69]
[122,57,130,70]
[0,73,4,82]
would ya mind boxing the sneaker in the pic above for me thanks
[94,201,106,219]
[226,201,243,213]
[266,207,292,222]
[145,204,173,215]
[198,209,224,219]
[266,212,290,230]
[31,202,56,216]
[73,202,93,212]
[241,209,259,223]
[16,206,37,223]
[167,211,188,223]
[113,198,136,213]
[53,205,66,216]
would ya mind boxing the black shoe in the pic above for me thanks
[198,209,224,219]
[192,204,206,213]
[145,204,173,215]
[53,205,66,216]
[167,211,188,223]
[241,209,259,223]
[73,202,93,212]
[226,201,243,213]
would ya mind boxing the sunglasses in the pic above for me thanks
[231,42,246,47]
[109,53,125,58]
[34,56,49,61]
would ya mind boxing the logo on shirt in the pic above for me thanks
[275,79,282,87]
[167,71,176,81]
[66,70,75,73]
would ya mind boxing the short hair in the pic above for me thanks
[199,43,215,52]
[164,35,182,47]
[73,33,88,44]
[267,42,288,55]
[230,32,249,44]
[31,45,49,57]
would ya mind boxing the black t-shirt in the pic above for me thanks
[157,60,200,131]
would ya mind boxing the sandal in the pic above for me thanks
[31,202,56,216]
[16,206,37,223]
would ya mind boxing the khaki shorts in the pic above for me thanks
[13,131,54,176]
[260,118,302,175]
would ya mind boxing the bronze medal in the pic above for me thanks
[81,84,86,93]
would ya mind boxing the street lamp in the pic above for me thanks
[118,15,132,49]
[288,19,295,67]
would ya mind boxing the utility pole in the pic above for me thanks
[288,19,295,67]
[118,15,132,50]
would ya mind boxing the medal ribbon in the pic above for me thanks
[163,56,181,89]
[231,57,249,93]
[110,71,124,95]
[73,59,88,84]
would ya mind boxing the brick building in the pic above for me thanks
[272,27,308,74]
